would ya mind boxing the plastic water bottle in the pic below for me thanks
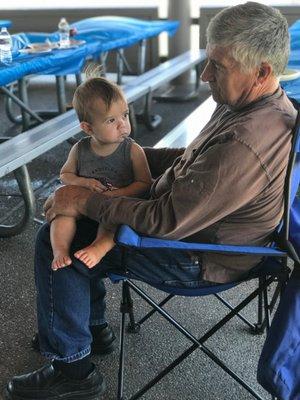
[0,27,12,65]
[58,18,70,48]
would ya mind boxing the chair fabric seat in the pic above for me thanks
[108,256,284,297]
[109,224,286,297]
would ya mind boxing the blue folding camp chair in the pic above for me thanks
[108,106,300,400]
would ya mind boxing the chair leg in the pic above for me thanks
[118,280,139,399]
[214,293,258,331]
[125,278,267,400]
[216,276,271,335]
[263,282,271,331]
[137,294,174,326]
[251,277,265,334]
[253,267,289,334]
[123,282,140,334]
[117,286,126,400]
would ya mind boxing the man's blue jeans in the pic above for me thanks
[35,219,209,362]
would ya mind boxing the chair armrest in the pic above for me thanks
[115,225,286,257]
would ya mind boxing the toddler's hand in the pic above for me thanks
[102,186,119,196]
[82,178,108,193]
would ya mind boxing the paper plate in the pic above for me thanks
[19,42,57,54]
[57,39,86,50]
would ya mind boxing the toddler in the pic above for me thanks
[51,77,152,270]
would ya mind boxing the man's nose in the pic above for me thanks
[200,61,214,83]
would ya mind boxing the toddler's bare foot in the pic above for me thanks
[74,244,107,268]
[52,252,72,270]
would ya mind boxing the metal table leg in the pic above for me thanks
[129,103,137,138]
[56,75,67,114]
[1,84,44,129]
[116,49,125,85]
[4,83,23,124]
[137,39,147,75]
[0,165,36,237]
[2,73,69,130]
[75,73,82,86]
[28,75,68,120]
[135,91,162,131]
[100,52,108,76]
[18,79,32,130]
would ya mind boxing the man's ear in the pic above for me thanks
[257,62,273,84]
[80,121,93,135]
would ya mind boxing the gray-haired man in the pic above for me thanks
[5,3,297,400]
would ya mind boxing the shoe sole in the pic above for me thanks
[3,380,106,400]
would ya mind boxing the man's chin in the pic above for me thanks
[210,91,222,104]
[210,92,231,106]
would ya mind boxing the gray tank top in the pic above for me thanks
[77,137,135,188]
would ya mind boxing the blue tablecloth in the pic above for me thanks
[72,16,179,41]
[0,17,179,87]
[0,40,87,86]
[23,17,179,56]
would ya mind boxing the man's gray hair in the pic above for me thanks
[206,2,290,76]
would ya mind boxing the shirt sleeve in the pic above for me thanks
[86,139,270,240]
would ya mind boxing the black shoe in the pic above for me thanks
[4,363,105,400]
[31,323,116,356]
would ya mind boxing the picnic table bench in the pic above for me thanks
[0,50,209,237]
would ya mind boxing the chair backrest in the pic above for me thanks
[279,100,300,261]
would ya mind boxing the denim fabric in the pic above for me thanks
[35,219,209,362]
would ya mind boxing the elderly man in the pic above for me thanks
[5,2,297,400]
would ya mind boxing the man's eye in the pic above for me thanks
[209,60,220,71]
[107,118,115,124]
[214,63,223,71]
[124,112,129,118]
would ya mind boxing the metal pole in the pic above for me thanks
[1,84,44,128]
[116,49,124,85]
[137,39,147,75]
[56,75,67,114]
[168,0,191,85]
[18,79,32,130]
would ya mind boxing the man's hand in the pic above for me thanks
[43,185,93,223]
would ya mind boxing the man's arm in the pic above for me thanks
[45,139,269,239]
[84,139,270,240]
[44,145,186,222]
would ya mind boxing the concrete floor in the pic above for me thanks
[0,75,271,400]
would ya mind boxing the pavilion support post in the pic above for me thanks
[168,0,191,85]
